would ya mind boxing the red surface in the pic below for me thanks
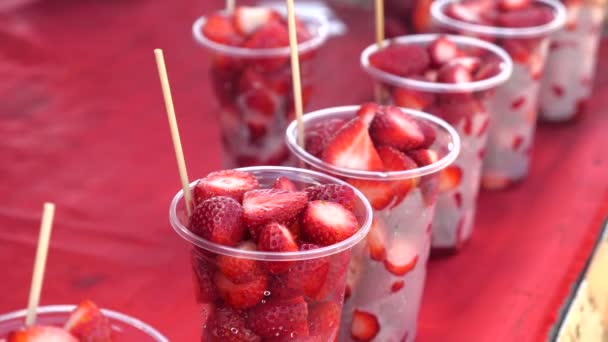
[0,1,607,341]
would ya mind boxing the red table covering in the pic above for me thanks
[1,1,607,341]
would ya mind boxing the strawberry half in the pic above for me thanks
[64,300,112,342]
[203,303,261,342]
[191,249,219,303]
[407,148,439,167]
[415,118,437,148]
[7,326,78,342]
[242,189,308,232]
[189,196,246,246]
[369,44,431,77]
[428,36,460,67]
[369,106,426,151]
[246,297,309,339]
[497,6,555,28]
[304,184,356,211]
[258,222,298,273]
[499,0,531,11]
[447,56,482,73]
[367,217,387,261]
[301,201,358,246]
[194,169,259,204]
[356,102,381,126]
[392,87,435,111]
[217,241,263,284]
[281,243,330,298]
[203,14,243,46]
[215,271,268,309]
[243,21,289,71]
[304,118,347,158]
[351,310,380,342]
[445,3,484,24]
[383,239,419,276]
[234,6,281,36]
[439,166,463,192]
[378,146,419,208]
[437,63,473,84]
[272,176,298,191]
[347,178,394,211]
[308,301,341,337]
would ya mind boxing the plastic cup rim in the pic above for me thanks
[169,166,373,261]
[360,33,513,93]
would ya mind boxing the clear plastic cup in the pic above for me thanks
[0,305,168,341]
[361,34,513,251]
[539,0,606,122]
[431,0,566,190]
[192,12,328,168]
[169,166,372,341]
[285,106,460,341]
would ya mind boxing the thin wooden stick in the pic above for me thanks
[25,202,56,326]
[226,0,235,14]
[285,0,305,148]
[154,49,193,215]
[374,0,385,102]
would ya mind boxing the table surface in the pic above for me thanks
[1,1,607,341]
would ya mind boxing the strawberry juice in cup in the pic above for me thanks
[360,34,512,251]
[431,0,566,189]
[192,7,328,168]
[169,166,372,341]
[285,105,460,341]
[539,0,606,121]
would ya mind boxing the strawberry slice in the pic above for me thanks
[356,102,381,126]
[203,303,261,342]
[501,39,530,64]
[475,57,502,80]
[242,189,308,232]
[64,300,112,342]
[243,21,289,71]
[258,222,298,274]
[428,36,460,67]
[439,166,463,192]
[304,184,356,211]
[437,63,473,84]
[203,14,243,46]
[7,326,78,342]
[369,106,426,151]
[415,118,437,148]
[391,280,405,293]
[304,118,347,158]
[377,146,418,207]
[383,239,419,276]
[308,301,341,337]
[369,44,430,77]
[217,241,263,284]
[191,249,219,303]
[392,87,435,111]
[215,271,268,309]
[351,310,380,342]
[425,69,438,82]
[481,174,512,190]
[194,169,259,204]
[234,6,281,36]
[497,6,555,28]
[347,179,394,211]
[312,250,352,301]
[272,176,298,191]
[413,0,434,32]
[301,201,358,246]
[280,243,330,298]
[367,217,387,261]
[322,117,385,171]
[189,196,246,246]
[246,297,309,339]
[445,3,483,24]
[499,0,531,11]
[407,148,439,167]
[447,56,482,73]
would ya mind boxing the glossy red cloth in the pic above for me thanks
[0,1,607,341]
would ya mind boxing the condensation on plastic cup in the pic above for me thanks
[430,0,566,38]
[0,305,168,341]
[169,166,373,261]
[285,106,461,181]
[192,12,329,57]
[360,34,513,93]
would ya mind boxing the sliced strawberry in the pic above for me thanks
[428,36,460,67]
[7,326,78,342]
[280,243,330,298]
[369,44,430,77]
[499,0,531,11]
[191,249,219,303]
[203,304,261,342]
[377,146,418,207]
[217,241,263,284]
[301,201,358,246]
[407,148,439,167]
[498,6,555,28]
[475,57,503,80]
[391,280,405,293]
[481,174,512,190]
[313,250,351,301]
[347,178,394,211]
[304,184,356,211]
[203,14,243,46]
[258,222,298,273]
[438,63,473,84]
[439,166,463,192]
[383,239,419,276]
[241,87,278,117]
[190,196,246,246]
[351,310,380,342]
[369,106,426,151]
[308,301,341,337]
[415,118,437,148]
[215,271,268,309]
[413,0,434,32]
[242,189,308,233]
[424,69,438,82]
[356,102,381,126]
[431,98,482,125]
[445,3,483,24]
[234,6,281,36]
[367,217,387,261]
[322,117,385,171]
[243,21,289,71]
[511,96,526,110]
[304,118,347,158]
[454,192,463,207]
[272,176,298,191]
[246,297,309,339]
[551,84,564,98]
[392,87,435,111]
[501,39,530,63]
[448,56,482,73]
[64,300,112,342]
[194,169,259,204]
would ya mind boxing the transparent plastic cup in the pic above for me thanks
[0,305,168,341]
[192,12,328,168]
[285,106,460,341]
[432,0,566,190]
[169,166,372,341]
[361,34,512,251]
[539,0,606,122]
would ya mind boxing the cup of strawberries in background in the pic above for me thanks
[360,34,512,251]
[193,7,328,168]
[431,0,565,190]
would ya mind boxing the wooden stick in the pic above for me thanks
[285,0,305,148]
[374,0,385,102]
[154,49,193,215]
[25,202,56,326]
[226,0,235,14]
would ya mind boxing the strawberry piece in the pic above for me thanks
[415,118,437,148]
[413,0,434,32]
[407,148,439,167]
[191,249,219,303]
[454,192,463,208]
[499,0,531,11]
[383,239,419,276]
[241,87,278,117]
[512,135,524,150]
[234,6,281,36]
[194,169,259,204]
[437,63,473,84]
[308,301,341,337]
[313,250,351,301]
[425,69,439,82]
[322,117,385,171]
[369,106,426,151]
[246,297,309,339]
[356,102,381,126]
[64,300,112,342]
[369,44,430,77]
[272,176,298,191]
[448,56,482,73]
[215,272,268,309]
[217,241,263,284]
[258,222,298,274]
[497,6,555,28]
[501,39,530,64]
[392,87,435,111]
[190,196,246,246]
[280,243,330,298]
[434,98,483,125]
[391,280,405,293]
[377,146,418,207]
[203,304,261,342]
[304,184,356,211]
[475,58,502,80]
[7,326,78,342]
[347,179,394,211]
[243,21,289,71]
[301,201,358,246]
[304,118,347,158]
[481,174,512,190]
[428,36,460,67]
[367,217,387,261]
[203,14,243,46]
[445,3,483,24]
[552,85,564,98]
[351,310,380,342]
[439,166,463,192]
[242,189,308,232]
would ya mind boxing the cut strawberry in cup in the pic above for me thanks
[361,34,512,253]
[285,105,460,342]
[193,8,328,168]
[431,0,566,190]
[169,166,373,342]
[0,304,168,341]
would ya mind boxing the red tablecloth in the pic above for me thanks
[1,1,607,341]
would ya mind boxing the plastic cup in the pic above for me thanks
[431,0,566,190]
[285,106,460,341]
[539,0,606,121]
[169,166,372,341]
[0,305,168,341]
[192,12,328,168]
[361,34,512,251]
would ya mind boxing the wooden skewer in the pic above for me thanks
[285,0,305,149]
[154,49,193,215]
[374,0,386,102]
[226,0,235,14]
[25,202,56,326]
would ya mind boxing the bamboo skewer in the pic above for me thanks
[285,0,306,149]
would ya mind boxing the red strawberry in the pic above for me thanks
[447,56,482,73]
[308,301,341,337]
[445,3,483,24]
[304,184,356,211]
[350,310,380,342]
[481,174,512,190]
[369,44,431,77]
[194,169,259,204]
[425,69,438,82]
[475,58,502,80]
[356,102,381,126]
[438,63,473,84]
[243,21,289,71]
[407,148,439,167]
[498,6,554,28]
[258,222,298,274]
[499,0,531,11]
[501,39,530,63]
[367,217,387,261]
[281,243,330,298]
[304,118,347,157]
[246,297,309,339]
[272,176,298,191]
[369,106,426,151]
[383,239,419,276]
[439,166,463,192]
[241,87,278,117]
[203,14,243,46]
[313,250,352,301]
[64,300,112,342]
[415,118,437,148]
[391,280,405,293]
[189,196,246,246]
[413,0,434,32]
[217,241,262,284]
[191,249,218,303]
[392,87,435,111]
[377,146,418,207]
[428,36,460,67]
[234,6,281,36]
[7,326,78,342]
[203,304,261,342]
[347,179,394,211]
[242,189,308,232]
[215,272,268,309]
[301,201,358,246]
[322,117,385,171]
